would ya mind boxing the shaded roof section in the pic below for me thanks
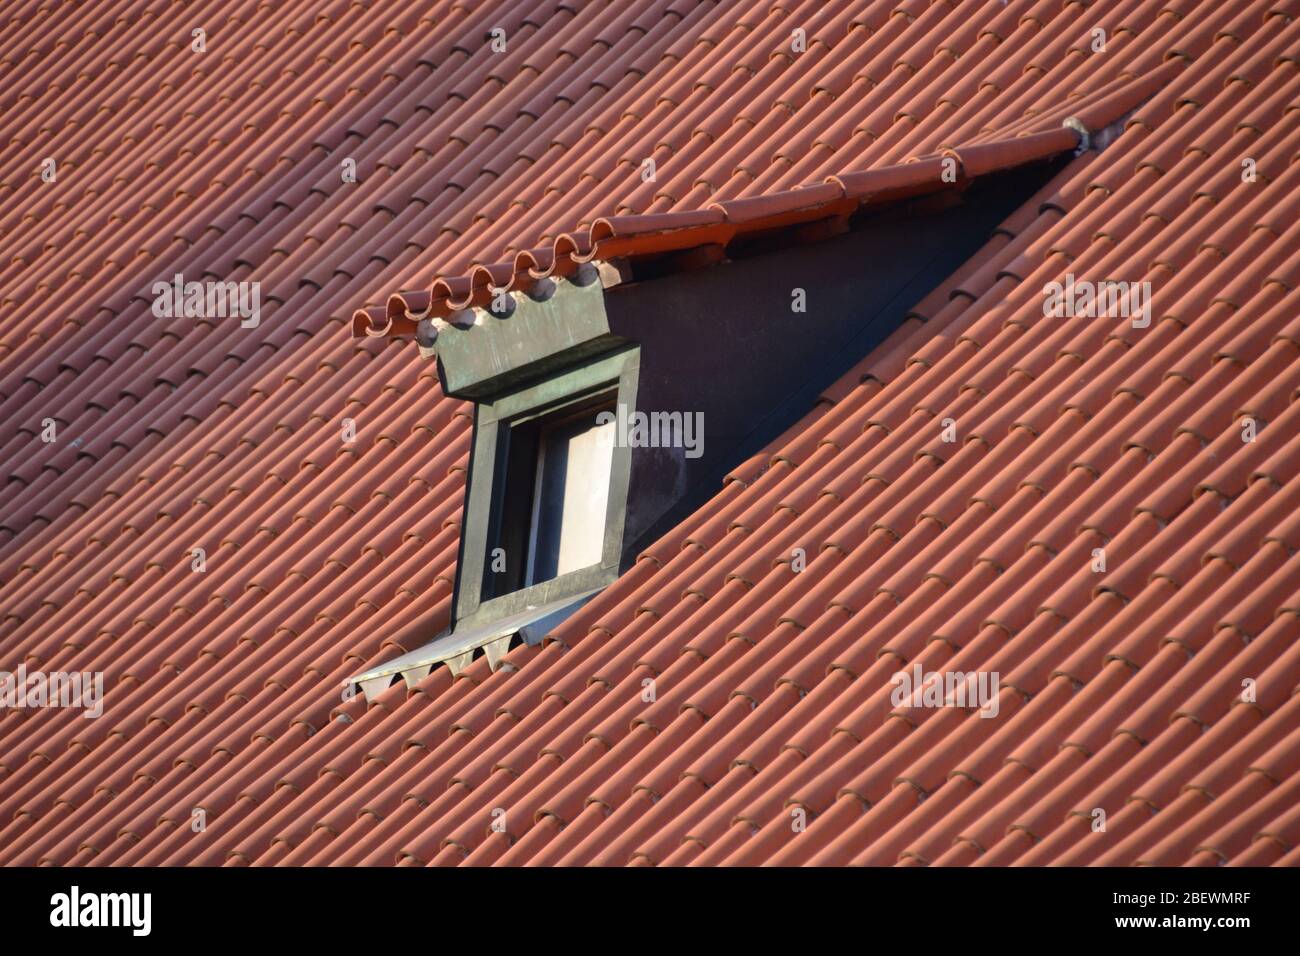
[1,0,1299,869]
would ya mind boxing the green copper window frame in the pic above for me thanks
[452,344,640,631]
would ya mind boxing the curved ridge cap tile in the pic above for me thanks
[553,229,594,261]
[589,208,727,241]
[828,156,951,202]
[465,261,515,297]
[351,305,389,338]
[351,304,419,340]
[390,289,432,319]
[516,246,555,278]
[430,273,476,311]
[587,209,734,258]
[707,181,850,231]
[945,127,1082,179]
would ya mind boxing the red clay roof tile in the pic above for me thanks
[2,0,1299,870]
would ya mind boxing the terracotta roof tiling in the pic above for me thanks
[2,0,1300,869]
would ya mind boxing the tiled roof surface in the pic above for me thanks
[2,0,1299,867]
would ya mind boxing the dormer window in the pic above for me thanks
[487,388,618,597]
[459,346,638,627]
